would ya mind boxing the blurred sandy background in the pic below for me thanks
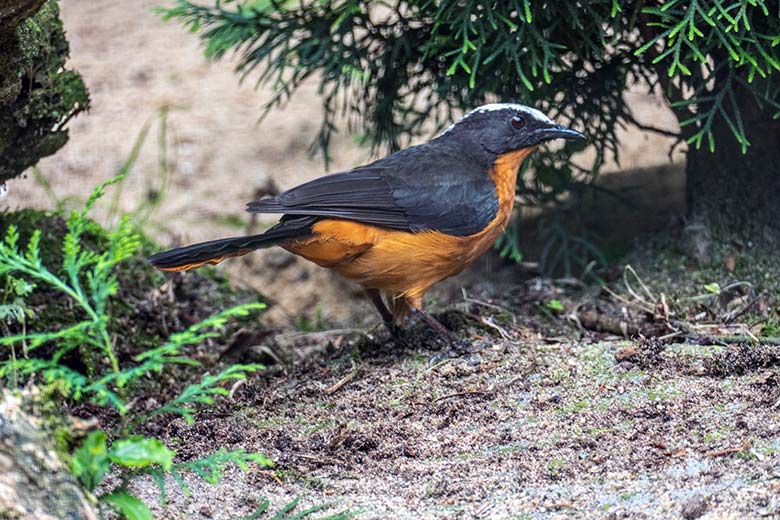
[3,0,685,326]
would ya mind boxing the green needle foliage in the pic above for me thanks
[130,363,264,426]
[161,0,779,179]
[635,0,780,153]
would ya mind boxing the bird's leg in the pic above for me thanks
[365,288,403,338]
[408,306,473,363]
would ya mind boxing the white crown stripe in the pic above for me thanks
[440,103,554,135]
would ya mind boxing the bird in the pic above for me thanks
[149,103,584,356]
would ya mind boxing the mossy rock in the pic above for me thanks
[0,0,46,26]
[0,387,98,519]
[0,0,89,183]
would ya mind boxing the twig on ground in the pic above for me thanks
[704,443,749,458]
[689,335,780,346]
[323,365,359,395]
[575,305,668,337]
[448,308,518,339]
[255,345,286,367]
[279,328,366,341]
[555,277,585,288]
[463,297,514,316]
[683,281,752,303]
[479,316,512,340]
[742,327,760,344]
[257,470,283,485]
[623,265,657,307]
[723,296,759,323]
[602,285,655,314]
[433,390,488,403]
[426,358,452,372]
[657,331,683,342]
[229,378,247,400]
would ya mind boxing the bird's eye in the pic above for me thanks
[510,115,526,130]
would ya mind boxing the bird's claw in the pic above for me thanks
[385,322,409,347]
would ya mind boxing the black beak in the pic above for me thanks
[531,124,586,144]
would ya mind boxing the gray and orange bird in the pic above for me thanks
[150,104,584,354]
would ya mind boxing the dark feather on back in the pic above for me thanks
[247,140,499,236]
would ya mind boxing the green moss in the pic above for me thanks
[546,457,567,478]
[16,1,59,63]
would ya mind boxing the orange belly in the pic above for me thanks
[283,147,533,318]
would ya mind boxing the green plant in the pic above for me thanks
[89,311,265,414]
[546,457,567,478]
[71,429,355,520]
[71,429,273,520]
[546,300,565,312]
[0,174,274,519]
[494,214,524,263]
[704,282,721,294]
[32,166,67,214]
[0,274,34,343]
[72,432,175,494]
[0,174,266,413]
[130,364,263,427]
[545,221,607,279]
[0,122,341,518]
[760,319,780,337]
[294,306,326,333]
[106,106,174,226]
[0,175,140,378]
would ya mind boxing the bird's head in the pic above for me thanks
[440,103,585,156]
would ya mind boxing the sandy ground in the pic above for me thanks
[9,2,774,520]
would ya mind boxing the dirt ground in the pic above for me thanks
[7,1,779,519]
[125,290,780,519]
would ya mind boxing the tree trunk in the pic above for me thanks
[684,79,780,256]
[0,0,88,184]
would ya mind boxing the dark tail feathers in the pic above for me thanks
[149,220,313,272]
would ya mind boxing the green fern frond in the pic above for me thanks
[133,363,265,426]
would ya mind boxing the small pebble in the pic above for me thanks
[615,346,639,362]
[681,494,708,519]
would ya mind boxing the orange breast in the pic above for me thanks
[284,147,533,311]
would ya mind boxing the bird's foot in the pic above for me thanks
[384,321,409,347]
